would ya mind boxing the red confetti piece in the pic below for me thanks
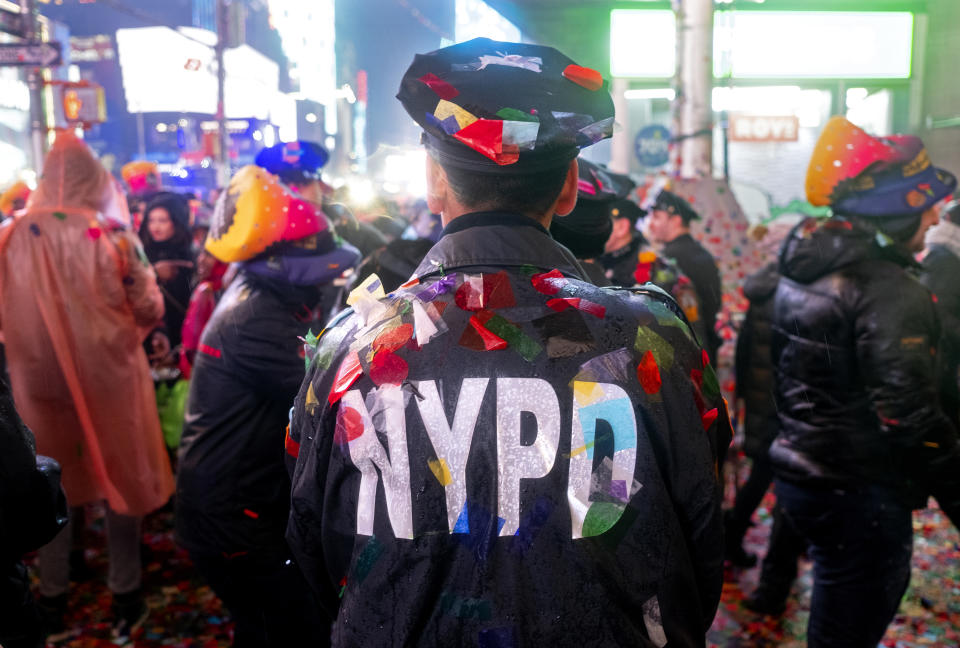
[418,72,459,100]
[369,350,409,386]
[284,425,300,458]
[562,64,603,91]
[373,323,414,353]
[455,271,516,311]
[334,406,365,444]
[637,350,662,394]
[243,509,259,519]
[531,268,566,295]
[546,297,605,318]
[702,349,710,368]
[329,351,362,404]
[634,262,652,284]
[702,407,719,431]
[86,227,101,240]
[452,118,520,165]
[466,312,508,351]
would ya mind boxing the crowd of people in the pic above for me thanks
[1,36,959,648]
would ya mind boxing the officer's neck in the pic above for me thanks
[441,204,552,231]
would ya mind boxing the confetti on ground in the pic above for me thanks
[25,479,960,646]
[712,455,960,647]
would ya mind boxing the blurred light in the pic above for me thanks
[845,87,869,108]
[305,112,318,123]
[381,181,400,194]
[456,0,521,43]
[201,159,210,168]
[324,136,336,150]
[263,125,276,148]
[252,130,263,141]
[624,88,675,101]
[155,123,168,133]
[178,118,188,127]
[347,178,374,207]
[335,84,356,104]
[611,10,676,78]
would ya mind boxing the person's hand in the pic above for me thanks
[149,331,172,364]
[153,260,192,282]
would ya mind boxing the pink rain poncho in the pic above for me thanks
[0,132,174,516]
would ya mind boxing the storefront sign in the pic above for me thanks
[69,35,115,63]
[729,115,799,142]
[0,8,23,38]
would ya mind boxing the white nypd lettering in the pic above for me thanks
[568,382,639,539]
[342,386,414,539]
[341,379,639,540]
[414,378,489,533]
[496,378,561,536]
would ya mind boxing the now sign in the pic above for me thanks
[729,115,799,142]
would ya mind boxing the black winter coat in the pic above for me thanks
[770,217,960,508]
[734,263,780,458]
[176,271,324,556]
[921,236,960,427]
[662,234,722,362]
[286,211,731,647]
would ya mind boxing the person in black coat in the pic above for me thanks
[1,378,67,648]
[285,38,731,647]
[176,165,359,647]
[139,192,194,363]
[770,117,960,645]
[645,190,723,362]
[922,200,960,427]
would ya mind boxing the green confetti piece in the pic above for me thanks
[582,502,625,537]
[315,328,349,370]
[648,301,683,329]
[52,211,67,221]
[353,535,384,584]
[635,326,674,371]
[519,264,538,277]
[495,107,539,122]
[702,364,720,402]
[486,314,542,362]
[303,329,320,348]
[399,299,412,315]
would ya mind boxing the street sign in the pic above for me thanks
[634,124,671,167]
[0,8,24,38]
[0,41,62,67]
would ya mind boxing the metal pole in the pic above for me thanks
[215,0,229,187]
[673,0,714,178]
[136,110,146,158]
[19,0,46,174]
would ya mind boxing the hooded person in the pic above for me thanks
[0,131,174,640]
[175,164,359,646]
[770,116,960,644]
[139,191,195,358]
[285,38,731,646]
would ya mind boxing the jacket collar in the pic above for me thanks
[414,210,587,281]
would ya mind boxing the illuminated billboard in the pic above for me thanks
[612,10,914,80]
[456,0,521,43]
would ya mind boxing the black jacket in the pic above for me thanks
[770,217,959,507]
[176,270,324,556]
[662,234,722,361]
[734,263,780,458]
[921,237,960,427]
[286,211,731,647]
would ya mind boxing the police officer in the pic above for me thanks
[286,38,731,646]
[645,190,722,362]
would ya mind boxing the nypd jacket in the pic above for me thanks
[285,211,731,647]
[770,217,960,509]
[176,270,325,556]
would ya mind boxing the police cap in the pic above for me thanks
[397,38,615,174]
[652,189,699,223]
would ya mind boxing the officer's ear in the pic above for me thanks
[425,154,448,216]
[554,158,579,217]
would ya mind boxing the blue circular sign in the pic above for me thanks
[634,125,671,167]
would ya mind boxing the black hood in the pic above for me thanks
[778,217,914,284]
[743,262,781,302]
